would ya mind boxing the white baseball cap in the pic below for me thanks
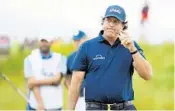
[39,37,52,42]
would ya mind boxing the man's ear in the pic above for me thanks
[122,24,125,30]
[101,21,103,25]
[101,17,105,25]
[123,21,128,30]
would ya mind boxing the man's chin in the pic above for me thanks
[105,33,115,38]
[40,50,50,54]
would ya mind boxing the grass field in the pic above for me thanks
[0,42,174,110]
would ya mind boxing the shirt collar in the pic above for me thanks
[40,51,52,59]
[98,35,105,42]
[98,34,121,47]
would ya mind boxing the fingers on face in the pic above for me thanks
[118,33,125,40]
[118,31,129,40]
[121,37,132,45]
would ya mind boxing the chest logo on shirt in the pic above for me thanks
[93,54,105,60]
[41,68,54,77]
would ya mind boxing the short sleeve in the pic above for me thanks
[24,57,33,78]
[134,41,146,59]
[58,55,67,75]
[66,55,73,75]
[72,43,88,72]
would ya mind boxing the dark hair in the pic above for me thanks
[123,21,128,30]
[101,17,128,30]
[99,30,104,35]
[40,39,49,42]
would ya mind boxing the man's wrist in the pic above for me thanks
[51,78,56,84]
[38,102,43,105]
[129,46,137,53]
[37,102,44,110]
[130,50,138,55]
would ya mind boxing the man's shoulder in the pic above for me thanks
[24,55,32,66]
[53,52,62,57]
[24,55,30,62]
[133,41,143,50]
[87,36,101,43]
[81,36,101,47]
[68,51,77,59]
[52,52,63,62]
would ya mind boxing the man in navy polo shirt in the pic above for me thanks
[65,30,87,110]
[67,5,152,110]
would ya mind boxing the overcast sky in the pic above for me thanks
[0,0,174,44]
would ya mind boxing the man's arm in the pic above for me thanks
[118,32,153,80]
[67,42,88,110]
[131,41,152,80]
[67,71,85,110]
[27,73,62,109]
[132,51,152,80]
[24,57,44,110]
[28,77,44,110]
[28,72,62,89]
[64,75,72,89]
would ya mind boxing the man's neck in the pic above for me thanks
[43,53,49,56]
[41,52,50,57]
[103,35,119,46]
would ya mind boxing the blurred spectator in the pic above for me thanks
[141,0,149,26]
[0,35,10,55]
[23,37,39,50]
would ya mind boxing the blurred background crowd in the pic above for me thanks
[0,0,174,110]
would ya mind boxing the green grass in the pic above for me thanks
[0,42,174,110]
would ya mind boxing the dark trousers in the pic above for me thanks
[26,103,62,111]
[86,102,137,110]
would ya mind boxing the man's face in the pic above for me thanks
[39,40,51,54]
[103,17,124,39]
[74,37,86,50]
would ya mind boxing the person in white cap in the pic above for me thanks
[24,38,67,110]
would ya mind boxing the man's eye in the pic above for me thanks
[106,19,111,22]
[114,20,119,24]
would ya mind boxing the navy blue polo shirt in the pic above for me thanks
[67,52,77,75]
[72,34,145,104]
[67,51,85,97]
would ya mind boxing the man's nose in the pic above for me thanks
[109,22,115,27]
